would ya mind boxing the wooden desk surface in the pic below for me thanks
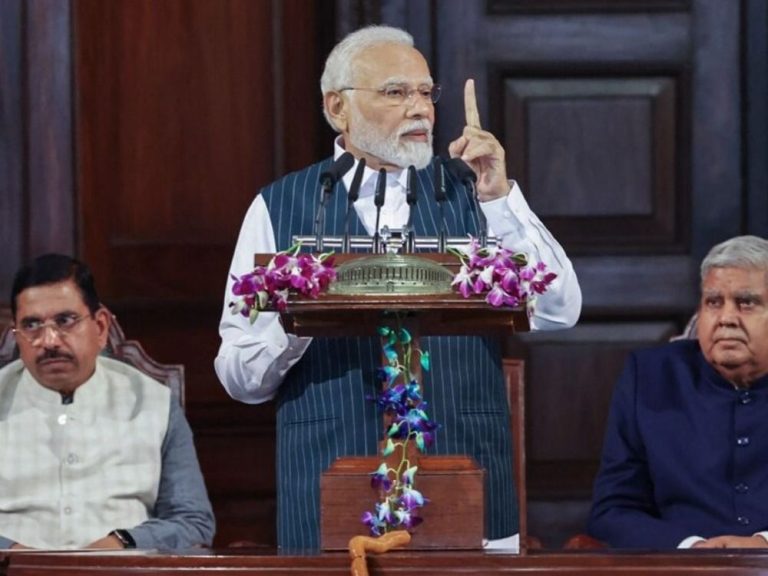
[7,549,768,576]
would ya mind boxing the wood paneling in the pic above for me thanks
[0,0,24,296]
[487,0,691,14]
[75,0,274,302]
[27,0,76,258]
[502,76,680,252]
[689,1,741,261]
[745,0,768,237]
[0,0,76,299]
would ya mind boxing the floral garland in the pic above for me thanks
[362,323,438,536]
[229,243,336,323]
[449,236,557,310]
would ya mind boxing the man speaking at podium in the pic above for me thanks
[216,25,581,552]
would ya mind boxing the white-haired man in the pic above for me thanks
[216,25,581,552]
[590,235,768,549]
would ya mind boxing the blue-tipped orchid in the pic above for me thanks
[370,463,392,491]
[363,316,437,537]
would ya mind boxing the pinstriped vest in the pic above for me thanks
[262,157,517,551]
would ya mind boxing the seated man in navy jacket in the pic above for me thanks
[589,235,768,549]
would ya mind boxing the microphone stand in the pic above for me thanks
[444,157,487,247]
[342,158,366,253]
[433,157,448,252]
[469,180,487,248]
[314,188,331,252]
[372,168,386,253]
[314,152,354,251]
[405,165,418,253]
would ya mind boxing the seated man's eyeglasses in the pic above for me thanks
[13,313,89,344]
[339,83,442,107]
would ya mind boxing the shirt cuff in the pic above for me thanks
[480,181,530,241]
[753,531,768,544]
[678,535,706,549]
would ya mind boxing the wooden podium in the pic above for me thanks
[255,253,528,551]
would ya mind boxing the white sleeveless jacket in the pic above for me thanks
[0,357,170,548]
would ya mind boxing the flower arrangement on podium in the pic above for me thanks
[228,238,558,321]
[229,243,336,323]
[449,236,557,312]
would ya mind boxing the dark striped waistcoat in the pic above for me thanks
[261,157,517,552]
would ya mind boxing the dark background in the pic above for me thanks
[1,0,766,548]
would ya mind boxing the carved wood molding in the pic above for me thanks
[486,0,691,14]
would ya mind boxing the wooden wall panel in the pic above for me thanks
[0,0,77,306]
[502,76,680,252]
[0,0,24,298]
[488,0,691,13]
[745,0,768,237]
[76,0,274,302]
[27,0,76,258]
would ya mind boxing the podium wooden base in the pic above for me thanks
[320,455,485,551]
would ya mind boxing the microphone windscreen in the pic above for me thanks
[374,169,386,208]
[347,158,366,203]
[319,152,355,187]
[406,166,418,206]
[433,157,446,202]
[443,157,477,185]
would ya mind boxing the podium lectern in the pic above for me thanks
[254,253,528,550]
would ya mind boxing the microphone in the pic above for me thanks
[443,157,487,247]
[319,151,355,192]
[342,158,366,252]
[314,152,355,250]
[432,157,447,252]
[404,166,419,252]
[372,168,386,253]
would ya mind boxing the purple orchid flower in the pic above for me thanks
[370,463,392,491]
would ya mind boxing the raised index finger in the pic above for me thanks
[464,79,482,129]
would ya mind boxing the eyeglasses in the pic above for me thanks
[339,83,442,107]
[13,313,89,344]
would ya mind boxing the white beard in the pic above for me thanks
[348,114,434,170]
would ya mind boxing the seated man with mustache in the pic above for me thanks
[216,24,581,552]
[589,235,768,549]
[0,254,215,550]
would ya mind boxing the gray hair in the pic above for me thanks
[701,235,768,281]
[320,25,414,130]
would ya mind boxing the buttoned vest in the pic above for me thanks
[0,357,170,548]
